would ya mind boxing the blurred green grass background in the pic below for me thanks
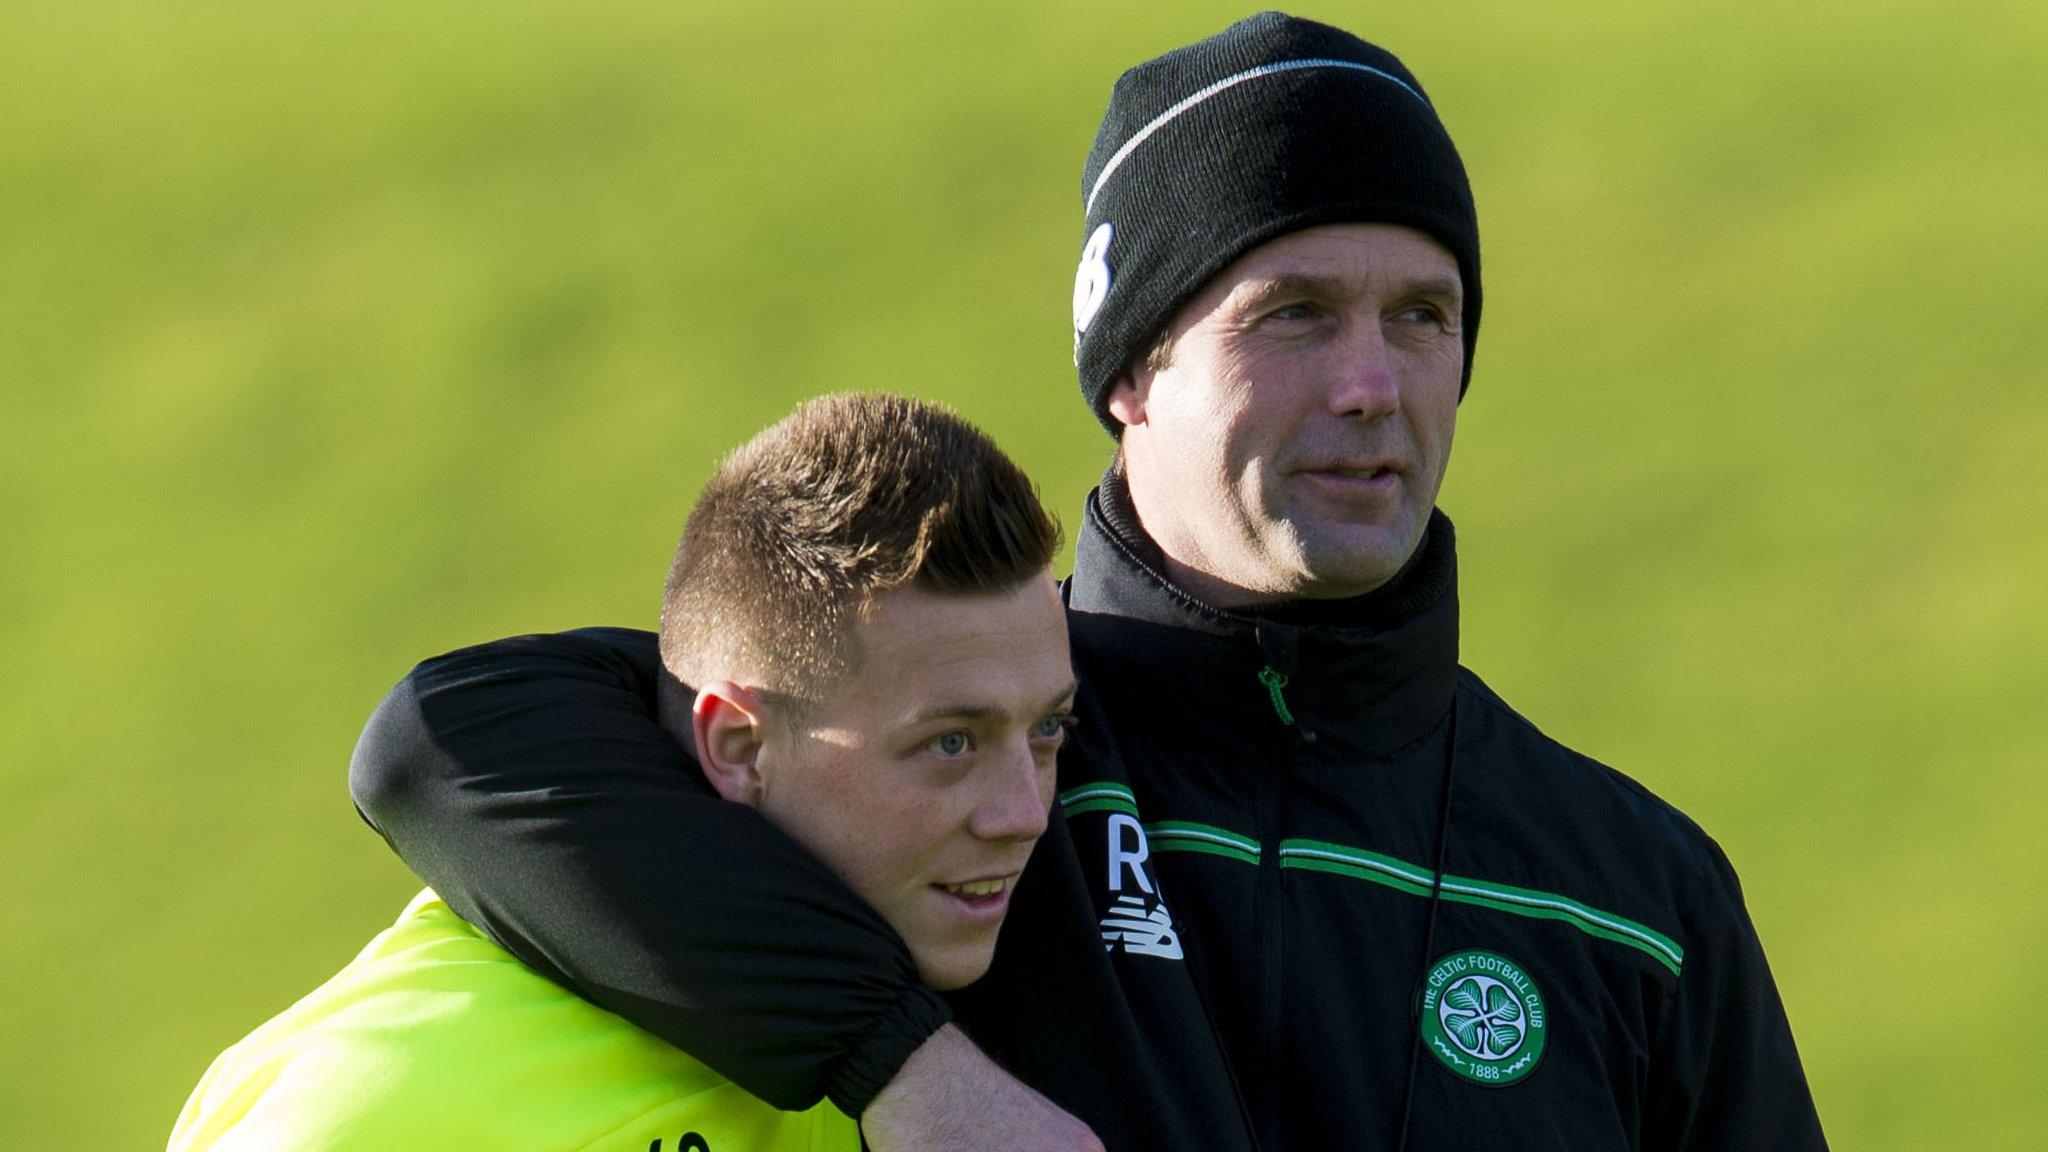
[3,1,2041,1146]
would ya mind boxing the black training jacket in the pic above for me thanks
[351,477,1827,1151]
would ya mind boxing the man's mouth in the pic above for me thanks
[932,874,1019,919]
[1301,455,1401,476]
[1296,460,1402,490]
[938,878,1008,899]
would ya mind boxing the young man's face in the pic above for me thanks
[749,573,1074,990]
[1109,223,1465,605]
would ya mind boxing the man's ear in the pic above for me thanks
[1105,372,1149,431]
[692,681,771,807]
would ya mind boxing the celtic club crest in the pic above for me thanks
[1418,950,1548,1085]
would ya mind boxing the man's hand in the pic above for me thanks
[861,1024,1104,1152]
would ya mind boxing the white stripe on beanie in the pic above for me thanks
[1085,58,1430,214]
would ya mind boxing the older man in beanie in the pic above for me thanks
[348,13,1826,1151]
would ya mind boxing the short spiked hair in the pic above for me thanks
[659,393,1062,721]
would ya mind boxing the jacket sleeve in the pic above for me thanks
[1646,836,1829,1150]
[346,627,950,1115]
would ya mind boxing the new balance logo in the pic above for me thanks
[1097,810,1184,959]
[1101,893,1183,959]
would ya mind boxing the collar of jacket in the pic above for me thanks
[1066,467,1461,760]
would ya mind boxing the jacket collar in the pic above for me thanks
[1066,468,1460,760]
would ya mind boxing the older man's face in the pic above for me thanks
[1109,223,1464,605]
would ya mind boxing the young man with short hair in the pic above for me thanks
[348,14,1826,1152]
[169,394,1087,1151]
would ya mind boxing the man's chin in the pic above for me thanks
[911,944,999,992]
[1284,525,1418,599]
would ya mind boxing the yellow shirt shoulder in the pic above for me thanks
[169,891,859,1152]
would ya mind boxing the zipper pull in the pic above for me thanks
[1257,665,1297,726]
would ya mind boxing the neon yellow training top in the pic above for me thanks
[169,890,858,1152]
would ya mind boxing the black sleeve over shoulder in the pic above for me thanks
[347,627,949,1115]
[1645,837,1829,1150]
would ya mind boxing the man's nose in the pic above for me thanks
[970,742,1053,842]
[1328,321,1400,419]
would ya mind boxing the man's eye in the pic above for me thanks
[1031,713,1074,741]
[930,731,973,757]
[1266,302,1319,323]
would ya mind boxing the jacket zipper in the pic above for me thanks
[1251,628,1302,1150]
[1257,666,1296,726]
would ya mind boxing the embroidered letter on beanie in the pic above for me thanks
[1072,221,1115,350]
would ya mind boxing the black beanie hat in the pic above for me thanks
[1071,11,1481,435]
